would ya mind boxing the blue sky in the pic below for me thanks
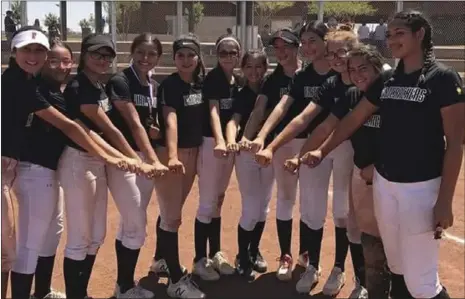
[2,1,101,32]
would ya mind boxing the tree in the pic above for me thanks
[103,1,140,40]
[10,0,21,24]
[307,1,377,22]
[44,13,60,38]
[88,13,96,32]
[184,1,204,33]
[255,2,295,29]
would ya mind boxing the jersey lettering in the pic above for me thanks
[304,86,319,99]
[134,94,157,108]
[364,114,381,128]
[25,113,34,127]
[279,87,289,98]
[219,98,233,110]
[99,98,112,112]
[381,86,428,103]
[184,93,203,106]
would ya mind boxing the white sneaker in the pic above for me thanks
[192,257,220,281]
[211,252,235,275]
[295,265,321,294]
[149,259,187,277]
[297,252,309,268]
[32,290,66,299]
[276,254,293,281]
[322,267,346,296]
[349,279,368,299]
[167,274,206,299]
[114,284,154,299]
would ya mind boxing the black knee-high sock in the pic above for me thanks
[237,225,252,269]
[194,219,209,262]
[249,221,265,257]
[154,217,163,260]
[349,242,365,287]
[115,240,140,293]
[276,219,292,258]
[299,220,310,256]
[159,228,183,283]
[208,217,221,258]
[307,227,324,269]
[2,271,9,299]
[64,258,83,299]
[80,255,96,298]
[11,272,34,299]
[334,227,349,271]
[34,255,56,298]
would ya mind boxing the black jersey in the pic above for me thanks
[106,67,159,151]
[157,73,205,148]
[365,62,465,182]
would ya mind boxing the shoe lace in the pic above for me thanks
[215,252,227,264]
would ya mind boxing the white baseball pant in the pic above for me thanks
[299,140,354,230]
[273,138,305,221]
[2,157,17,272]
[115,151,155,246]
[58,146,108,261]
[197,137,235,224]
[373,170,443,299]
[11,162,64,274]
[235,151,274,231]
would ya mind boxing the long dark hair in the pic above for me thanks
[299,20,329,40]
[240,49,268,87]
[131,32,163,55]
[49,37,73,58]
[390,10,435,83]
[348,44,385,74]
[215,33,241,70]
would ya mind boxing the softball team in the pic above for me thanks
[303,10,464,299]
[193,34,240,281]
[225,49,273,280]
[2,9,464,299]
[241,28,304,280]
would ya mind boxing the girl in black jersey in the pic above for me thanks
[240,28,301,278]
[60,34,151,299]
[154,34,206,299]
[254,21,334,280]
[225,49,271,280]
[3,30,130,299]
[105,33,168,298]
[304,11,464,299]
[256,26,360,296]
[297,44,393,298]
[193,34,240,281]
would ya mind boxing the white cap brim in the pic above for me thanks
[11,30,50,51]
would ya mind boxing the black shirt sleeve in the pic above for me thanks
[288,73,304,101]
[432,68,465,108]
[106,74,131,102]
[159,79,182,111]
[331,94,351,120]
[32,87,52,113]
[364,72,390,107]
[202,72,219,101]
[312,77,335,109]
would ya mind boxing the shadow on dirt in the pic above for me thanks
[138,265,333,299]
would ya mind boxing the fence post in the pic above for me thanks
[240,1,246,50]
[176,1,183,37]
[110,1,117,73]
[20,1,28,27]
[395,1,403,67]
[317,1,324,22]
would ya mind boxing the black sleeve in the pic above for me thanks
[159,80,181,111]
[312,77,334,109]
[288,73,304,101]
[433,68,465,108]
[331,95,351,120]
[364,73,388,107]
[202,73,219,101]
[67,80,99,106]
[106,74,131,102]
[32,87,52,113]
[63,83,80,119]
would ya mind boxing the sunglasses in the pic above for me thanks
[218,50,239,58]
[48,58,73,68]
[89,51,115,62]
[325,48,349,61]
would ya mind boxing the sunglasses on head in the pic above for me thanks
[325,48,349,61]
[218,50,239,58]
[88,51,115,62]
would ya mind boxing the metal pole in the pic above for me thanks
[20,1,27,27]
[317,1,324,22]
[240,1,246,50]
[110,1,117,73]
[60,1,67,40]
[395,1,403,67]
[176,1,183,37]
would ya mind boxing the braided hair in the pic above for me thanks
[391,10,435,84]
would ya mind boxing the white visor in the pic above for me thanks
[11,30,50,51]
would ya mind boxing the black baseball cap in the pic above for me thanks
[81,34,116,56]
[269,29,300,47]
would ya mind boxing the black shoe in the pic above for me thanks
[251,251,268,273]
[235,254,255,282]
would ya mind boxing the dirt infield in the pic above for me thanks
[11,156,465,299]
